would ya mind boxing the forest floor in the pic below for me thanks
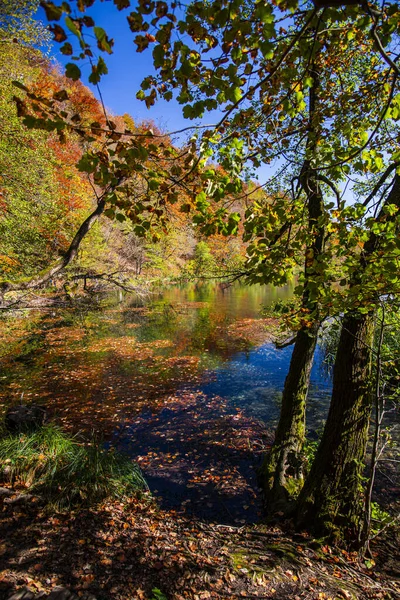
[0,485,399,600]
[0,389,399,600]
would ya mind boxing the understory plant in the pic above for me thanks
[0,424,148,509]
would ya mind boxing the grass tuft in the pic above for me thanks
[0,424,148,509]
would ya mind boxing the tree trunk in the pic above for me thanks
[296,173,400,545]
[296,311,375,543]
[261,322,319,510]
[0,197,106,301]
[260,61,325,511]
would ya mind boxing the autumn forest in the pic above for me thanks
[0,1,399,599]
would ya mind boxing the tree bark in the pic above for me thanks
[261,62,325,511]
[261,322,320,510]
[296,311,375,542]
[296,172,400,545]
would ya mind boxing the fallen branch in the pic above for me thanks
[68,271,150,296]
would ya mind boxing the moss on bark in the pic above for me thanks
[296,311,375,545]
[260,323,319,512]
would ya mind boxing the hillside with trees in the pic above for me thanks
[0,43,247,295]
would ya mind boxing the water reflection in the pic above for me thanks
[0,281,331,434]
[199,343,331,432]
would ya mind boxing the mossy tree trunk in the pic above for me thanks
[261,322,320,510]
[295,311,375,542]
[296,173,400,545]
[261,62,325,512]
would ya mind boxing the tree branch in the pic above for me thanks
[0,195,108,298]
[362,162,400,207]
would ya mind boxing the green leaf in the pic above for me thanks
[153,44,165,68]
[65,63,81,81]
[182,104,195,119]
[148,179,159,190]
[230,87,242,103]
[94,26,113,54]
[304,76,313,88]
[60,42,73,55]
[114,0,131,8]
[255,2,274,25]
[65,16,82,39]
[77,154,98,173]
[41,1,63,21]
[135,34,149,52]
[89,57,108,84]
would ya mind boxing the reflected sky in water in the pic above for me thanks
[0,281,332,436]
[198,343,331,433]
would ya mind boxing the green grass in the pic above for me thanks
[0,424,148,509]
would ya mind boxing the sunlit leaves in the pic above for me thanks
[0,43,98,280]
[65,16,81,38]
[10,0,400,324]
[94,26,114,54]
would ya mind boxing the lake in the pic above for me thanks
[0,281,332,522]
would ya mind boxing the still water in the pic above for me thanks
[0,281,332,433]
[151,282,331,432]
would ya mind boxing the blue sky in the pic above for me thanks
[38,3,216,133]
[36,3,282,185]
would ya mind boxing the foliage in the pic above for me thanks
[374,300,400,407]
[4,0,400,545]
[303,437,321,470]
[0,36,247,287]
[191,241,216,276]
[0,424,148,509]
[319,301,400,398]
[0,42,98,279]
[33,0,400,327]
[150,589,168,600]
[0,0,50,47]
[370,502,393,536]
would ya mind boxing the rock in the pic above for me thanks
[47,587,79,600]
[7,587,36,600]
[5,404,47,433]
